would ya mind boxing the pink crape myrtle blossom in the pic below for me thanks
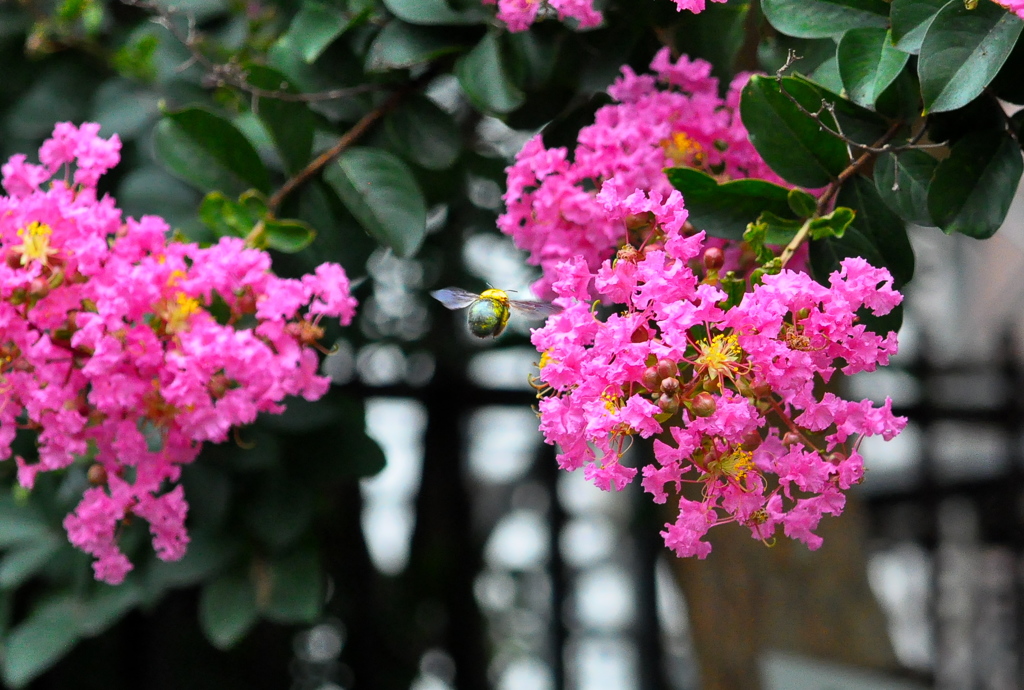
[995,0,1024,20]
[484,0,721,32]
[0,123,357,584]
[498,48,788,298]
[529,187,906,559]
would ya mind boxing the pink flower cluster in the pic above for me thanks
[498,49,784,298]
[484,0,726,32]
[0,123,357,584]
[995,0,1024,20]
[530,187,906,558]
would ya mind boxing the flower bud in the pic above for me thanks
[660,376,680,395]
[656,358,677,380]
[87,464,108,486]
[826,452,846,465]
[658,393,679,415]
[690,391,716,417]
[631,325,650,343]
[741,429,761,451]
[642,366,661,391]
[703,246,725,272]
[782,432,802,448]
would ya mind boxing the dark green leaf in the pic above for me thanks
[365,21,466,72]
[3,596,81,687]
[808,206,856,239]
[264,219,317,252]
[891,0,950,54]
[838,176,915,286]
[808,55,844,94]
[740,75,850,187]
[809,227,904,334]
[324,147,427,258]
[928,130,1024,238]
[0,494,51,548]
[244,65,315,175]
[456,32,524,115]
[78,582,145,636]
[790,74,892,145]
[261,549,322,624]
[665,167,796,240]
[385,95,461,170]
[154,107,270,195]
[919,0,1023,113]
[838,28,911,108]
[762,0,889,38]
[283,0,359,63]
[991,33,1024,104]
[788,188,818,218]
[200,191,257,238]
[0,536,61,589]
[875,149,939,226]
[382,0,487,24]
[199,575,259,649]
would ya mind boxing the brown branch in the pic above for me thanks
[267,90,405,211]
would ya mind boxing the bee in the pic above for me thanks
[430,287,557,338]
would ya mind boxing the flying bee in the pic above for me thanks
[430,287,557,338]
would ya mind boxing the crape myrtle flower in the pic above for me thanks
[484,0,724,32]
[0,123,357,583]
[529,186,906,559]
[498,49,786,298]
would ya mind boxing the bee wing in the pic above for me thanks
[507,299,559,319]
[430,287,480,311]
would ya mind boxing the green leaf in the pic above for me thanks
[809,227,904,334]
[837,28,911,108]
[154,107,270,195]
[385,95,461,170]
[263,219,317,252]
[365,21,466,72]
[928,130,1024,239]
[761,0,889,38]
[991,34,1024,104]
[788,188,818,218]
[383,0,487,24]
[808,206,856,239]
[78,583,145,637]
[244,65,315,175]
[790,74,891,145]
[283,0,359,63]
[200,191,258,238]
[324,147,427,258]
[199,575,259,649]
[665,167,796,240]
[456,32,524,115]
[919,0,1023,113]
[261,549,322,624]
[3,596,81,687]
[874,150,939,227]
[838,176,915,287]
[0,494,51,548]
[0,536,61,589]
[891,0,950,54]
[740,75,850,188]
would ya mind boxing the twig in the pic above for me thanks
[121,0,381,103]
[775,50,945,155]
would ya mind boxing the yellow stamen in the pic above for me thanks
[695,333,743,380]
[661,131,705,167]
[12,222,58,267]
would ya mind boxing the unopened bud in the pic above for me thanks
[642,366,661,391]
[660,377,680,395]
[703,247,725,272]
[656,358,678,380]
[826,452,846,465]
[741,429,761,451]
[796,308,810,320]
[690,392,717,417]
[87,464,108,486]
[782,432,802,448]
[631,326,650,343]
[658,393,680,415]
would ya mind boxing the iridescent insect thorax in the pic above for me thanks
[467,295,510,338]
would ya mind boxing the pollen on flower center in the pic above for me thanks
[12,221,58,267]
[163,292,200,333]
[661,131,705,167]
[695,333,743,379]
[707,448,754,482]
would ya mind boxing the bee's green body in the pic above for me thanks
[467,296,510,338]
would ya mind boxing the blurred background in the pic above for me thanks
[1,0,1023,688]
